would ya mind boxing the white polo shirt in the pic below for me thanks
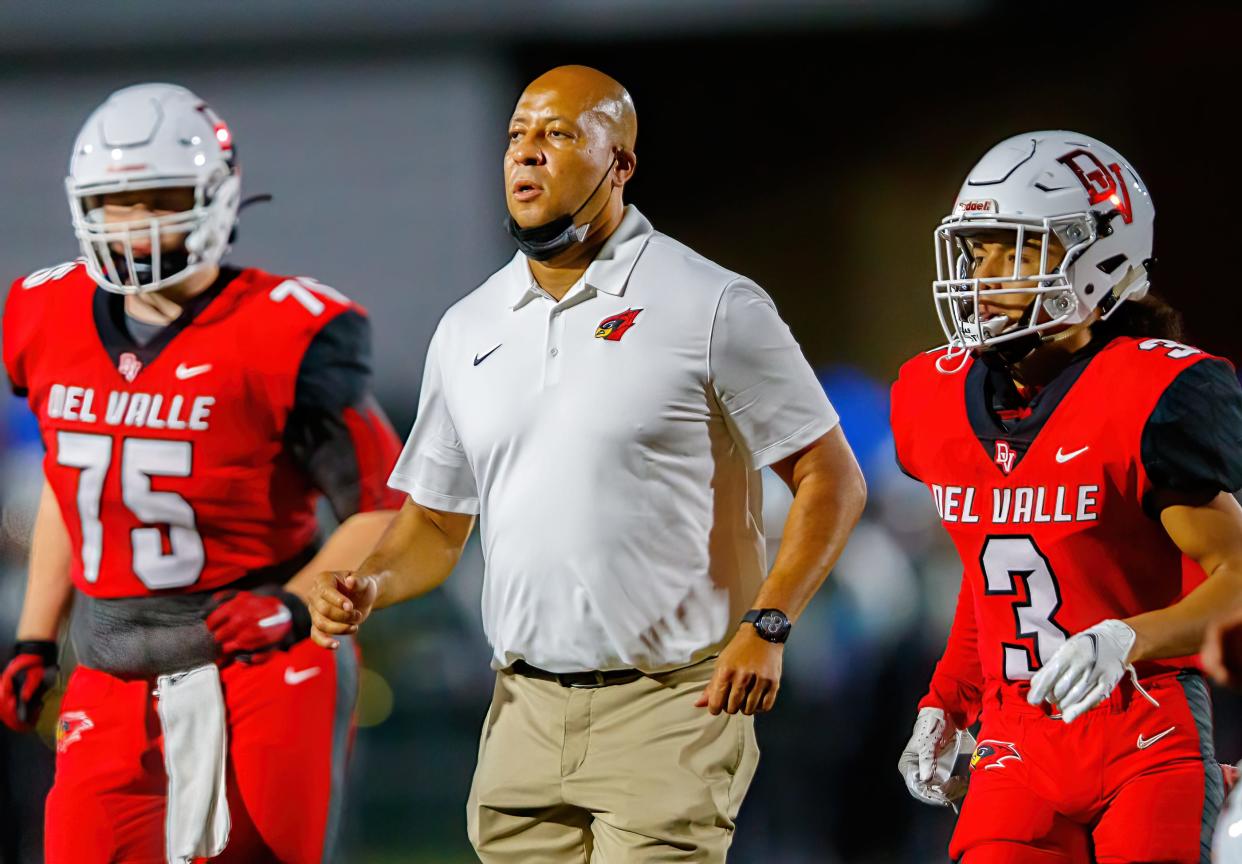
[390,206,838,673]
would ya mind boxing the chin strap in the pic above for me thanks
[238,193,273,211]
[993,330,1043,366]
[228,193,273,245]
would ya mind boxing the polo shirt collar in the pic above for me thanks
[508,205,653,310]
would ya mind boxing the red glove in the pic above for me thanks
[206,589,310,664]
[0,641,58,732]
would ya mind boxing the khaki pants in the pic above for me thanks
[467,658,760,863]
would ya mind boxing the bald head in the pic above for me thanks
[521,65,637,150]
[505,65,639,235]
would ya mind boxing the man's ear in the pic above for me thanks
[615,149,637,184]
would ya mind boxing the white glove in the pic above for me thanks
[1027,619,1136,723]
[897,707,974,807]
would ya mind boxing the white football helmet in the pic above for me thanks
[932,131,1154,372]
[66,83,241,294]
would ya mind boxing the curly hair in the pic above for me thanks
[1091,293,1184,342]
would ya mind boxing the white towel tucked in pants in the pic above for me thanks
[156,663,230,864]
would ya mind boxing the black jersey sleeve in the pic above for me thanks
[285,310,404,520]
[294,309,371,415]
[1141,358,1242,512]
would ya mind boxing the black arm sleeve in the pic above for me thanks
[1141,358,1242,511]
[285,310,373,521]
[294,309,371,415]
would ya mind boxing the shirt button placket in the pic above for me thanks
[543,307,565,388]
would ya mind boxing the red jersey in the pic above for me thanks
[891,336,1242,724]
[4,261,403,599]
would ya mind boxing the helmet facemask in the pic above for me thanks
[67,169,240,295]
[932,214,1097,373]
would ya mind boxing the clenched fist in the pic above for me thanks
[0,641,58,731]
[308,571,379,649]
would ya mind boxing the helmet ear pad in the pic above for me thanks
[184,226,207,257]
[184,171,241,262]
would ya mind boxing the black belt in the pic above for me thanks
[510,660,645,689]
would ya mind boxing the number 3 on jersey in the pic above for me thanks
[981,535,1070,680]
[57,431,204,589]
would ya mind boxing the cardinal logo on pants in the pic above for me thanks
[56,710,95,754]
[595,308,642,342]
[970,740,1021,771]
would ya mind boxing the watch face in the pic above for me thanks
[757,612,786,637]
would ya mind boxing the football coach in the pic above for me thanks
[309,65,867,862]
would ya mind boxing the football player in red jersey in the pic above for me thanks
[892,131,1242,863]
[0,83,404,863]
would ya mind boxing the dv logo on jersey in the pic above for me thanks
[994,440,1018,475]
[117,352,143,383]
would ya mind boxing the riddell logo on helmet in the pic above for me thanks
[957,199,997,213]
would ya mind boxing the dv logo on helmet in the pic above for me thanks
[1057,149,1133,225]
[595,308,642,342]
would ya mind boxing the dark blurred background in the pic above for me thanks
[2,2,1240,861]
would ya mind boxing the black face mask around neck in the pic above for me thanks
[505,156,617,261]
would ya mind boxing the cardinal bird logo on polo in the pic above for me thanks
[970,740,1021,771]
[595,308,642,342]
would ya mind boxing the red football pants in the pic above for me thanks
[43,638,357,863]
[952,671,1223,864]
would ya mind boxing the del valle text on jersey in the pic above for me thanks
[931,483,1100,525]
[45,383,214,431]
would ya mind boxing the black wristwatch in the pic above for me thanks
[742,608,791,644]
